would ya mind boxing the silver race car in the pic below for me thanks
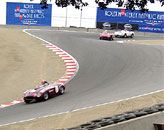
[114,30,134,38]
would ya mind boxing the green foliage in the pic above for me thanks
[40,0,164,12]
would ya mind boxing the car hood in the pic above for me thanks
[23,83,62,97]
[115,30,125,34]
[24,88,42,97]
[100,33,112,36]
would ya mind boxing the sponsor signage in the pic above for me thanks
[97,7,164,33]
[6,2,52,26]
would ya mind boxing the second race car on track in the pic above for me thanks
[114,29,134,38]
[99,30,114,40]
[23,80,65,104]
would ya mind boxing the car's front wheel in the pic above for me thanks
[24,100,30,104]
[124,34,127,38]
[59,86,65,95]
[43,92,49,101]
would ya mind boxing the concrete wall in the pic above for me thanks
[98,112,164,130]
[51,5,97,28]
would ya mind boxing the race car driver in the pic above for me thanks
[41,80,49,86]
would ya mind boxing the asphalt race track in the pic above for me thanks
[0,30,163,126]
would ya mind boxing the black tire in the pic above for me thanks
[124,34,127,38]
[80,123,92,128]
[131,34,134,38]
[24,100,30,104]
[99,37,102,40]
[158,106,164,111]
[91,119,103,124]
[134,111,147,117]
[43,92,49,101]
[123,113,136,120]
[111,116,125,123]
[59,86,65,95]
[99,120,114,127]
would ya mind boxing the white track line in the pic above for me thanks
[0,89,163,127]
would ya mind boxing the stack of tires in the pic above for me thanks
[65,103,164,130]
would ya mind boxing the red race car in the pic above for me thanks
[99,30,114,41]
[23,81,65,104]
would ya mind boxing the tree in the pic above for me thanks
[40,0,164,12]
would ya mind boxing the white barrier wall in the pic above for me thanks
[0,1,6,25]
[52,5,97,28]
[50,0,97,27]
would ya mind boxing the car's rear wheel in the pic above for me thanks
[131,34,134,38]
[43,92,49,101]
[59,86,65,95]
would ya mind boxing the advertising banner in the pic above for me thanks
[97,7,164,33]
[6,2,52,26]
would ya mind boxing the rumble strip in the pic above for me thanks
[0,29,79,109]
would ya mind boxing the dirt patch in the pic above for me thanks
[0,28,66,104]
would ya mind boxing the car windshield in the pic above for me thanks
[44,83,49,86]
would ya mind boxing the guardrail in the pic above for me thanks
[65,103,164,130]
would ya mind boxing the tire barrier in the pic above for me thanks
[64,103,164,130]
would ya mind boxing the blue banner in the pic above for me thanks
[6,2,52,26]
[97,7,164,33]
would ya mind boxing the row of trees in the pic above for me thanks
[40,0,164,12]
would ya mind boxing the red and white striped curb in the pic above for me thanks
[0,29,79,109]
[0,99,24,109]
[44,44,78,84]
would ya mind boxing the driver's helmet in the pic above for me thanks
[41,80,44,84]
[41,80,49,86]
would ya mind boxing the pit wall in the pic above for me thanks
[98,112,164,130]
